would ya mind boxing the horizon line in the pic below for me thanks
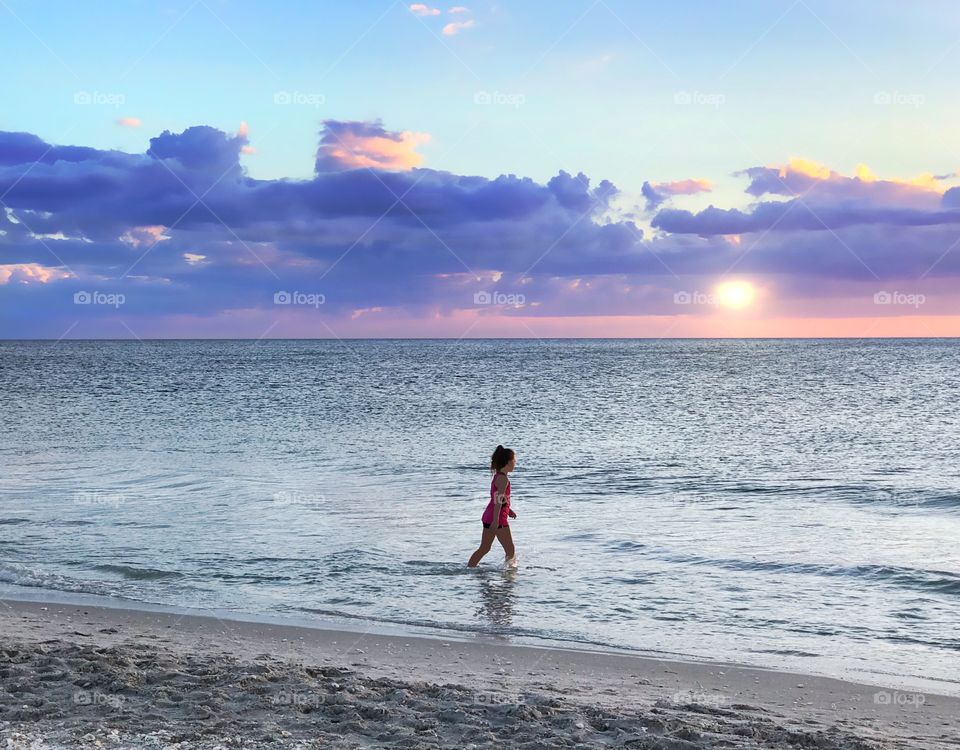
[3,336,959,343]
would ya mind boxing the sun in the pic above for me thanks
[715,280,756,309]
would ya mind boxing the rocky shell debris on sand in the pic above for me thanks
[0,640,888,749]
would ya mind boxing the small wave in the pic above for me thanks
[836,489,960,512]
[292,605,694,658]
[92,564,184,581]
[688,481,960,515]
[722,482,865,496]
[883,632,960,651]
[109,521,172,529]
[892,609,927,621]
[913,493,960,510]
[404,560,479,576]
[832,488,960,513]
[559,532,601,542]
[0,518,31,525]
[606,575,657,585]
[663,553,960,596]
[208,572,292,583]
[750,648,820,658]
[604,540,647,552]
[0,562,117,596]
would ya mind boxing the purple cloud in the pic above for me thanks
[2,127,960,337]
[652,202,960,235]
[0,123,636,335]
[149,125,247,174]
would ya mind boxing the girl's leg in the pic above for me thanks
[495,526,515,561]
[467,527,497,567]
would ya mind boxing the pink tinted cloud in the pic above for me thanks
[650,178,712,196]
[329,130,428,170]
[742,158,947,207]
[642,177,712,209]
[116,117,142,128]
[409,3,440,15]
[236,122,254,154]
[443,18,474,35]
[119,225,171,248]
[317,121,430,171]
[0,263,72,285]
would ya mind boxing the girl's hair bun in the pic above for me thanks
[490,444,515,471]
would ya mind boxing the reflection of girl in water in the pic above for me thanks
[477,566,518,628]
[467,445,518,568]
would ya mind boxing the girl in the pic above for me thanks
[467,445,518,567]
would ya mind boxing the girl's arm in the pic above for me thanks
[491,473,508,530]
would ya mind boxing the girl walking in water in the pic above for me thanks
[467,445,518,567]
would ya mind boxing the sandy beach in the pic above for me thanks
[0,598,954,749]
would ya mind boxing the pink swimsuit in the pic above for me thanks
[481,471,511,527]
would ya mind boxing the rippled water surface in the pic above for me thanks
[2,340,959,691]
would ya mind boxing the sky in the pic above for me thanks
[2,0,960,338]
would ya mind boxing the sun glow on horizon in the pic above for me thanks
[715,280,756,310]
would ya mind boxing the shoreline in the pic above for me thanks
[1,597,956,749]
[0,584,750,667]
[5,336,960,341]
[2,584,954,699]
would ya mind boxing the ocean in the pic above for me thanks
[2,339,958,693]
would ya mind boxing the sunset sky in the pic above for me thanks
[2,0,960,338]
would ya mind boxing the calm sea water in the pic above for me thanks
[2,340,959,692]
